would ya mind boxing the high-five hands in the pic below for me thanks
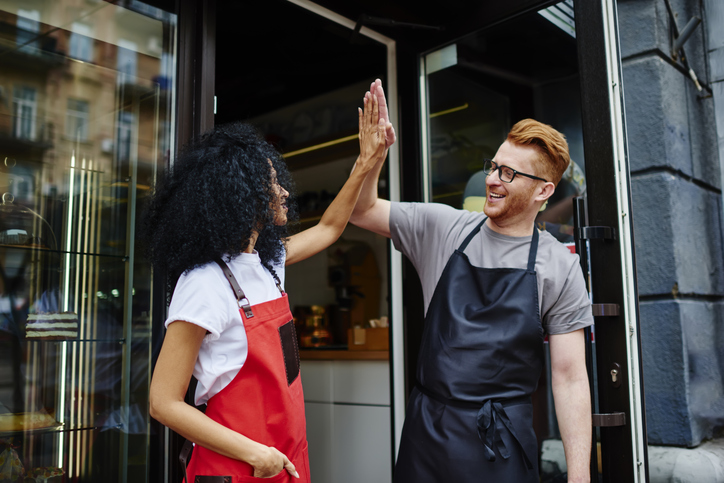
[358,88,390,172]
[369,78,396,148]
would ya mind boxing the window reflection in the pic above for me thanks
[0,1,176,481]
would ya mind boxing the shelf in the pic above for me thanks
[300,349,389,361]
[0,424,101,438]
[22,338,127,344]
[0,244,127,259]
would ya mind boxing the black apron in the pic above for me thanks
[394,217,544,483]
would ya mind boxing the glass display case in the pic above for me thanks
[0,1,176,481]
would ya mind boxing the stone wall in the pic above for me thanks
[618,0,724,447]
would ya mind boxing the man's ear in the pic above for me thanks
[535,181,556,202]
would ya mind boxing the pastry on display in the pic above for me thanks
[0,438,25,481]
[25,312,78,340]
[25,466,65,482]
[0,412,60,432]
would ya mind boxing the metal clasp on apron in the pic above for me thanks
[216,259,254,318]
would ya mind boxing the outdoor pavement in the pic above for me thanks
[541,438,724,482]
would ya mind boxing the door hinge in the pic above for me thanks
[592,412,626,427]
[577,226,616,241]
[591,303,619,316]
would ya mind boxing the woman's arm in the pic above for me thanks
[285,91,389,266]
[149,321,299,478]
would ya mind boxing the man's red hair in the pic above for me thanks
[507,119,570,185]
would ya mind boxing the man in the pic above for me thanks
[351,84,592,483]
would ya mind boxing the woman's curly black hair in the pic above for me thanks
[139,122,297,296]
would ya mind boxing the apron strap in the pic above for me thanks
[457,216,488,252]
[457,217,540,273]
[215,259,254,319]
[179,439,193,483]
[527,227,539,272]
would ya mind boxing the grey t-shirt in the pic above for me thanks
[390,202,593,335]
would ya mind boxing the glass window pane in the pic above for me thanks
[0,1,177,481]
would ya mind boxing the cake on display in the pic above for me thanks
[0,411,60,432]
[25,312,79,340]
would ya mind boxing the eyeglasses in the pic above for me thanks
[482,159,547,183]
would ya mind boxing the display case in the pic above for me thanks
[0,2,177,481]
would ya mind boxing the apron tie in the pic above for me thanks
[415,383,533,470]
[476,399,533,470]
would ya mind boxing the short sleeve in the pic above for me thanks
[543,261,594,335]
[390,202,471,268]
[165,267,233,340]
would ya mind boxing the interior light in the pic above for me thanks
[282,133,359,158]
[430,103,469,118]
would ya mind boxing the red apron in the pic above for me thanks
[186,263,310,483]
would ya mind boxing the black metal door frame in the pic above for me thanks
[151,1,216,482]
[575,1,649,481]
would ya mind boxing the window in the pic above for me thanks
[13,86,37,140]
[16,9,40,53]
[116,110,134,162]
[66,98,90,141]
[117,39,138,80]
[69,22,93,61]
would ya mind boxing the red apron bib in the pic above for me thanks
[186,279,310,483]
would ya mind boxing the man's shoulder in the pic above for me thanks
[536,230,581,274]
[390,202,484,234]
[392,202,482,226]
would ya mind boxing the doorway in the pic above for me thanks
[215,2,397,482]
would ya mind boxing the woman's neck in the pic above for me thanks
[244,231,259,254]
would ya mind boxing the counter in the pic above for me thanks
[299,349,389,360]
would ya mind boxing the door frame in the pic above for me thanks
[575,1,648,481]
[168,1,405,478]
[283,2,405,458]
[411,1,649,481]
[166,0,650,481]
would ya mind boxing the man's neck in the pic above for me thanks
[485,215,536,237]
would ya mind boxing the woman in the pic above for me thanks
[144,83,393,482]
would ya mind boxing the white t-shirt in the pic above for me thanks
[165,252,285,405]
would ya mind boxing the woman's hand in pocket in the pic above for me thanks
[251,445,299,479]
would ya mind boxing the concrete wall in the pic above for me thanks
[618,0,724,446]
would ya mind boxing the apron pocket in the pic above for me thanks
[278,320,300,386]
[194,477,231,483]
[237,469,291,482]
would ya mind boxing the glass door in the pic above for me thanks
[418,1,646,481]
[0,2,176,481]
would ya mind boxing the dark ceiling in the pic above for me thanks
[215,0,386,124]
[213,0,574,123]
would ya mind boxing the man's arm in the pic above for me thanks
[349,80,394,238]
[549,328,592,483]
[285,91,388,265]
[348,154,391,238]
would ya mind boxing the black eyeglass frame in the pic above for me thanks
[482,159,548,183]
